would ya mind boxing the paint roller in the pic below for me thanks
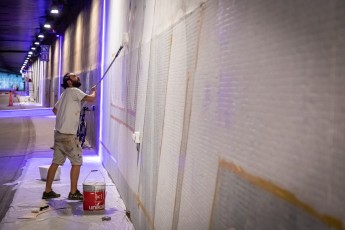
[94,32,129,87]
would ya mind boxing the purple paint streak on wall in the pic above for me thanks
[217,72,233,127]
[215,1,234,127]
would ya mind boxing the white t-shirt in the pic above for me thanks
[54,87,87,134]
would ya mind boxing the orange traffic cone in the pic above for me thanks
[8,91,13,106]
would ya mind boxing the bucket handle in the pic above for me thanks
[84,169,105,184]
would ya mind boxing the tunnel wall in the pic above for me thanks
[100,0,345,229]
[47,0,102,148]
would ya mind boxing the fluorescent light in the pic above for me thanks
[38,34,44,38]
[31,47,36,50]
[34,42,40,45]
[28,51,33,54]
[51,9,59,14]
[100,0,107,148]
[44,23,51,29]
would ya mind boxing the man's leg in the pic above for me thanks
[42,163,61,199]
[70,164,81,194]
[45,163,59,192]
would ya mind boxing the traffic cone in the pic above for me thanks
[8,91,13,106]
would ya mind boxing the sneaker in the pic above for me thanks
[68,189,83,200]
[42,190,61,199]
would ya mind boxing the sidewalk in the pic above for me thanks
[1,150,134,230]
[0,94,43,111]
[0,100,135,230]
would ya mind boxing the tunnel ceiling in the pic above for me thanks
[0,0,86,75]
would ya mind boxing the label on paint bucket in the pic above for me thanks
[83,182,106,211]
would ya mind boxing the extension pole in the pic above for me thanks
[95,45,124,87]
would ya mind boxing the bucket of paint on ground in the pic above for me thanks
[83,170,106,211]
[39,165,61,181]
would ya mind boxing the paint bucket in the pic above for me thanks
[83,170,106,211]
[39,165,61,181]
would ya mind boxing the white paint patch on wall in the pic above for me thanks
[154,18,188,229]
[100,0,130,182]
[178,1,221,228]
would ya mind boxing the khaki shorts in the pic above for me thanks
[53,131,83,165]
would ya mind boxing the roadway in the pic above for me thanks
[0,94,54,221]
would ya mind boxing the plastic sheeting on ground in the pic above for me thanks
[0,152,135,230]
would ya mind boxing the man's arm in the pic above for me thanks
[82,85,97,103]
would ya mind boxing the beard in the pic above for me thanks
[72,80,81,88]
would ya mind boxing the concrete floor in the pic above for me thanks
[0,94,134,229]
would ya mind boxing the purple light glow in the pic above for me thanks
[99,0,107,153]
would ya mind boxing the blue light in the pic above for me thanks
[99,0,107,156]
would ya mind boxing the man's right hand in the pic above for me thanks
[90,85,97,92]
